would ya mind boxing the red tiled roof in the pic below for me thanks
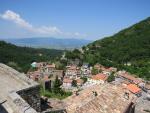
[120,73,142,84]
[92,73,108,81]
[127,84,141,94]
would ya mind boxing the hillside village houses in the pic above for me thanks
[27,61,150,113]
[81,63,92,76]
[65,65,80,79]
[29,62,150,96]
[94,63,117,75]
[88,73,108,84]
[29,62,64,90]
[65,63,92,79]
[62,77,84,89]
[127,84,142,96]
[116,70,143,85]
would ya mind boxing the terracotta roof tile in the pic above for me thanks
[127,84,141,94]
[119,72,142,84]
[92,73,108,81]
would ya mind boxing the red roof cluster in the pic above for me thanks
[94,64,117,72]
[120,72,142,84]
[92,73,108,81]
[127,84,141,94]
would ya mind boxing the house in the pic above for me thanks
[35,62,47,68]
[41,71,64,90]
[28,71,42,81]
[94,64,117,76]
[41,75,52,90]
[81,63,91,76]
[44,63,55,73]
[62,77,84,89]
[38,63,56,73]
[88,73,108,84]
[64,84,136,113]
[76,79,84,86]
[127,84,142,96]
[65,65,78,78]
[102,67,117,76]
[62,78,73,88]
[53,70,64,79]
[117,71,143,85]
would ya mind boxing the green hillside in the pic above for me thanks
[66,17,150,80]
[0,41,64,73]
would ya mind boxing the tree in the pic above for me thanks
[80,77,87,83]
[0,41,64,73]
[107,72,115,82]
[53,76,62,93]
[55,61,65,70]
[72,80,77,87]
[92,68,99,75]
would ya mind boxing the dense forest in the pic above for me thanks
[0,41,64,73]
[65,17,150,80]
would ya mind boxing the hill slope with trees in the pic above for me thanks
[0,41,64,72]
[66,17,150,80]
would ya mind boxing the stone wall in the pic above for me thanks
[0,105,8,113]
[17,85,41,112]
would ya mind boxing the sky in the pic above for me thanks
[0,0,150,40]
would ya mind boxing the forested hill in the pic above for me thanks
[0,41,64,72]
[66,17,150,80]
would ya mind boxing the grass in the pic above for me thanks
[40,86,72,100]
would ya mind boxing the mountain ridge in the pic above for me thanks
[65,17,150,80]
[3,37,92,50]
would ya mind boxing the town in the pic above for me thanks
[25,60,150,113]
[0,1,150,113]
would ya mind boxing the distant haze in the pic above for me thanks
[3,37,92,50]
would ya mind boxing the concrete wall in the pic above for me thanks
[17,85,41,112]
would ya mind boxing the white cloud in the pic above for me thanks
[35,26,62,34]
[0,10,33,29]
[74,32,87,37]
[0,10,61,35]
[0,10,86,38]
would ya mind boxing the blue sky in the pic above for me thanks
[0,0,150,40]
